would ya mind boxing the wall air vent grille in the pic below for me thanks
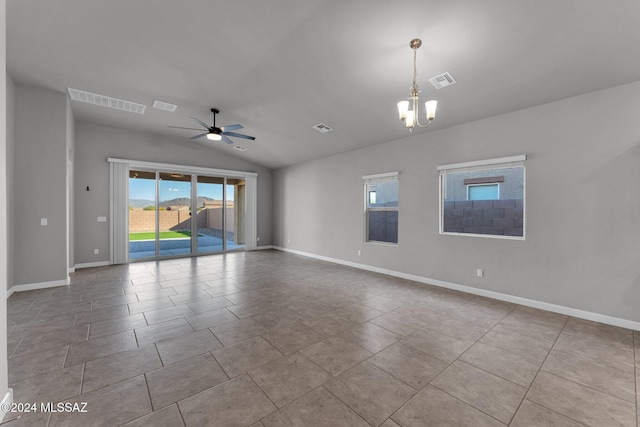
[429,72,456,89]
[152,100,178,112]
[67,88,146,114]
[312,123,333,133]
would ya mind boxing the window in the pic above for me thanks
[363,172,399,244]
[439,155,526,239]
[467,183,499,200]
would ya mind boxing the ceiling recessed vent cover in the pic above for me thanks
[67,88,146,114]
[152,100,178,112]
[429,72,456,89]
[312,123,333,133]
[233,145,247,151]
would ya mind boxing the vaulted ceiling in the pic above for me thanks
[8,1,640,169]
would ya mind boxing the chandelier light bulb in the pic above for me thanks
[397,101,409,121]
[207,132,222,141]
[405,110,416,128]
[426,100,437,121]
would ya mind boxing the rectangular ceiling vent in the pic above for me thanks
[312,123,333,133]
[429,72,456,89]
[233,145,247,151]
[152,100,178,112]
[67,88,146,114]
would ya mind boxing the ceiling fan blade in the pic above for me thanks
[189,117,211,130]
[222,131,256,140]
[168,126,207,131]
[221,124,243,132]
[189,133,208,140]
[221,135,234,145]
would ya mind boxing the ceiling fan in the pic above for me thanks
[168,108,255,144]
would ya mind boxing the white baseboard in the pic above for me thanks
[251,245,274,251]
[1,389,13,422]
[7,278,68,297]
[273,246,640,331]
[74,261,111,270]
[274,246,390,275]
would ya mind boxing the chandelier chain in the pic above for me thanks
[413,47,418,90]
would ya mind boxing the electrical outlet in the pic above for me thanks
[40,218,47,226]
[257,237,260,242]
[357,250,361,256]
[94,249,99,255]
[476,269,484,278]
[287,238,290,244]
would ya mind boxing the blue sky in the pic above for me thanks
[129,178,233,201]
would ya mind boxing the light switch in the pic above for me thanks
[97,216,107,222]
[40,218,48,226]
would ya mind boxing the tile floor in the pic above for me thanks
[3,250,639,426]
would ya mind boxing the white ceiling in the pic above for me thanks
[7,1,640,169]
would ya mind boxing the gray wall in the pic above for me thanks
[67,100,75,271]
[273,80,640,322]
[1,0,9,406]
[74,122,273,265]
[6,74,14,291]
[13,84,69,285]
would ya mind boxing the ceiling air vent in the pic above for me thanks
[233,145,247,151]
[152,100,178,112]
[312,123,333,133]
[429,72,456,89]
[67,88,146,114]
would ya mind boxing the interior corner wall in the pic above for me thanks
[1,0,10,415]
[273,80,640,323]
[66,98,74,271]
[5,74,14,292]
[13,84,69,286]
[73,122,273,265]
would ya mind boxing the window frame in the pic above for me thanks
[363,171,399,245]
[438,155,526,240]
[467,182,500,201]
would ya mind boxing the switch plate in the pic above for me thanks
[94,249,99,255]
[40,218,48,226]
[97,216,107,222]
[476,269,484,278]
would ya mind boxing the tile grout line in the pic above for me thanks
[79,362,86,395]
[142,373,155,417]
[175,400,188,427]
[549,345,636,376]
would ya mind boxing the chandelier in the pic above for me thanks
[397,39,437,131]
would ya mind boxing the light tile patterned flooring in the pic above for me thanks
[3,250,639,426]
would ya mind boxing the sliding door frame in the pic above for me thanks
[109,158,258,264]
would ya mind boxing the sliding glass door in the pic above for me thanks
[128,170,157,260]
[128,170,244,261]
[196,176,225,254]
[158,172,192,257]
[226,179,246,250]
